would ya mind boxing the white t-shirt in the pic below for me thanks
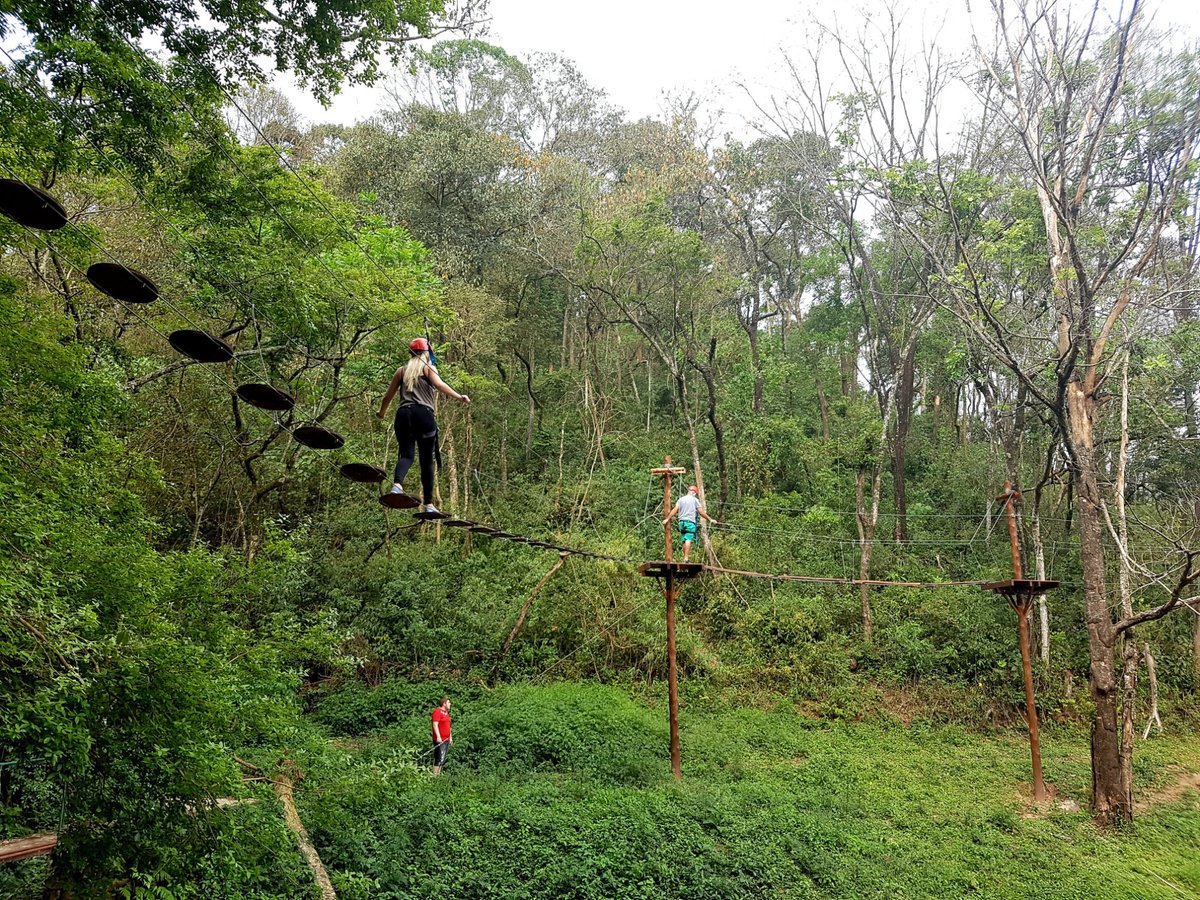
[677,494,701,523]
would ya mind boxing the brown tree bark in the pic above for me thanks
[1066,382,1128,824]
[891,341,917,543]
[855,469,877,643]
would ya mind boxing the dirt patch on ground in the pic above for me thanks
[1136,768,1200,814]
[1015,768,1200,819]
[1016,783,1081,819]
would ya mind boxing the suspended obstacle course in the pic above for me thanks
[0,175,392,482]
[1,125,1059,801]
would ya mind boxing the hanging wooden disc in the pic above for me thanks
[236,383,295,411]
[340,462,386,483]
[440,518,473,528]
[467,524,499,534]
[169,329,234,363]
[0,179,68,231]
[379,492,420,510]
[293,424,345,450]
[86,263,158,304]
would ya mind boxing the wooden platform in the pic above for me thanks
[413,509,450,521]
[638,561,704,580]
[0,832,57,864]
[981,579,1060,594]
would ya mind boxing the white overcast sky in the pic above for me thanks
[280,0,1199,130]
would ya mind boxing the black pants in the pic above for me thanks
[393,404,437,504]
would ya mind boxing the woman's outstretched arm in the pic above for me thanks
[425,365,471,404]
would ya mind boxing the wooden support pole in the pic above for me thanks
[999,480,1046,803]
[651,454,687,781]
[1003,479,1023,579]
[1015,597,1046,802]
[662,457,675,563]
[665,569,682,780]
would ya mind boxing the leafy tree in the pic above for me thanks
[3,0,487,102]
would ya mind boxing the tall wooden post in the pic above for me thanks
[651,455,686,781]
[665,568,680,780]
[999,480,1047,803]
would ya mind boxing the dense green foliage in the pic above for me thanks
[3,0,1200,894]
[302,682,1200,899]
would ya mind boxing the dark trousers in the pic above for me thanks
[393,404,437,504]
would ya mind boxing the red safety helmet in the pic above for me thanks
[688,484,698,494]
[409,337,431,354]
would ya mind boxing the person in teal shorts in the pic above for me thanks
[662,484,715,562]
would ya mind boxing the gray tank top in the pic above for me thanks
[399,366,438,410]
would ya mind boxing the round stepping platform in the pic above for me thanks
[0,179,68,230]
[293,424,345,450]
[467,524,499,534]
[379,492,420,510]
[236,383,295,411]
[169,329,234,363]
[440,518,473,528]
[86,263,158,304]
[340,462,386,483]
[414,509,450,522]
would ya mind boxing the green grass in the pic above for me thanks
[299,681,1200,900]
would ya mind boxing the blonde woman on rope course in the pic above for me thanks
[376,338,470,513]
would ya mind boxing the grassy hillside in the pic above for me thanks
[293,681,1200,900]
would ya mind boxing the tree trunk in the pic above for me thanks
[445,425,459,512]
[275,775,337,900]
[816,372,832,441]
[1142,642,1163,739]
[1114,352,1137,806]
[693,339,728,513]
[1194,501,1200,681]
[681,374,718,567]
[891,341,916,543]
[855,469,876,643]
[1067,380,1129,824]
[748,301,764,413]
[499,418,508,490]
[1194,603,1200,683]
[1031,490,1051,669]
[496,554,566,672]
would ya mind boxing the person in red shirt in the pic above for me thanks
[431,696,452,775]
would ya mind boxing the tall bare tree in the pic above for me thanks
[906,0,1200,823]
